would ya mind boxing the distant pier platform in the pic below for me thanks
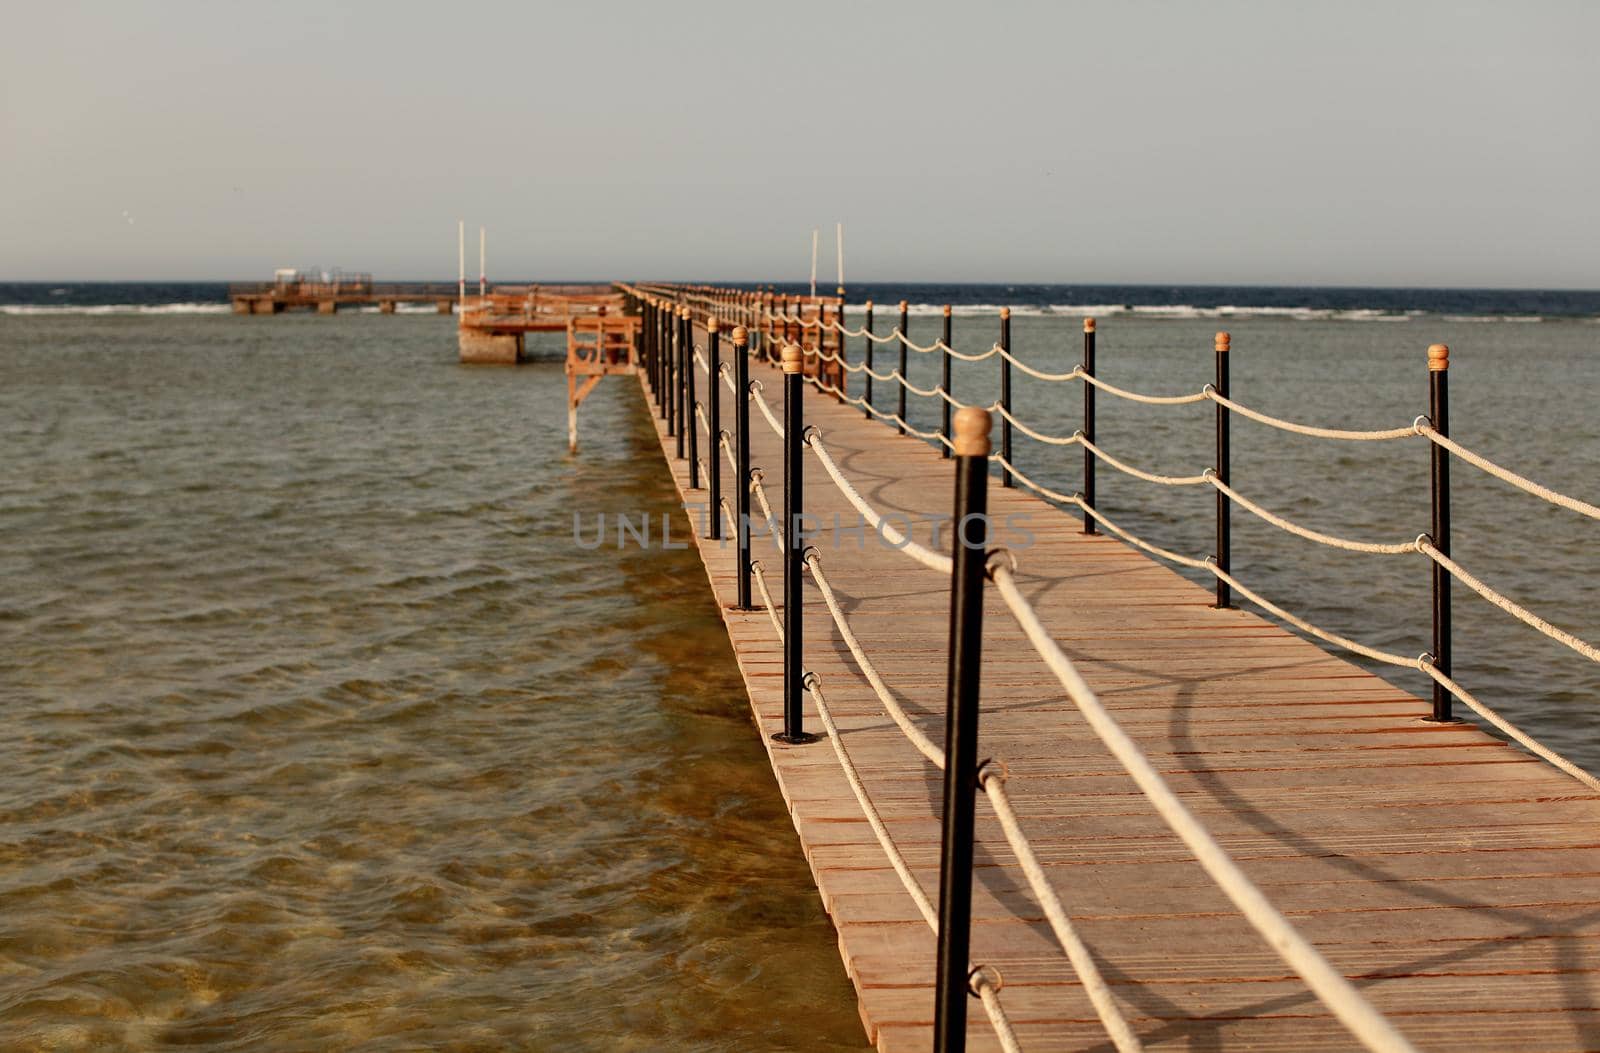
[229,280,460,315]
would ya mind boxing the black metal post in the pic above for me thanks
[651,300,662,410]
[672,307,684,453]
[897,301,909,436]
[734,325,756,610]
[657,302,669,418]
[863,300,875,418]
[933,406,992,1053]
[685,309,699,487]
[837,286,847,395]
[706,319,723,540]
[785,296,796,359]
[1428,343,1455,722]
[1214,331,1232,608]
[999,308,1013,488]
[643,300,655,402]
[1081,318,1097,535]
[775,345,820,746]
[940,305,953,459]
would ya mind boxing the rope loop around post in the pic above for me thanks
[968,964,1005,997]
[974,757,1009,788]
[984,546,1018,581]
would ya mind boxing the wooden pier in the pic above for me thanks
[605,286,1600,1052]
[455,284,626,364]
[229,278,460,315]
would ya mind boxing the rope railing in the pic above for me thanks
[720,344,1027,1050]
[1077,368,1210,405]
[1416,422,1600,521]
[645,283,1600,690]
[1077,433,1212,486]
[988,559,1419,1053]
[627,283,1600,1053]
[808,406,1417,1051]
[806,551,1140,1053]
[991,454,1600,791]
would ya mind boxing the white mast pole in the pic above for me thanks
[479,226,486,300]
[810,228,818,300]
[458,220,465,311]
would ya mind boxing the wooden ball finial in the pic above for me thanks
[1083,317,1096,333]
[679,305,690,319]
[782,344,805,374]
[1215,331,1231,353]
[942,304,952,317]
[952,407,992,458]
[999,306,1010,320]
[732,325,749,346]
[707,315,719,333]
[898,300,908,311]
[864,299,873,309]
[1428,343,1450,371]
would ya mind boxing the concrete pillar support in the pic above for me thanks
[458,328,522,364]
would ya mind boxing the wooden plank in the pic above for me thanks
[632,341,1600,1052]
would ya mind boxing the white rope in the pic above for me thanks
[806,434,953,575]
[749,378,786,439]
[749,560,786,639]
[1420,659,1600,793]
[693,349,709,374]
[996,475,1600,794]
[993,403,1082,447]
[804,676,939,924]
[994,344,1081,382]
[694,403,711,437]
[1078,434,1212,486]
[1208,561,1423,668]
[1417,538,1600,664]
[934,385,981,412]
[719,430,737,476]
[720,362,736,394]
[857,324,901,345]
[990,562,1419,1053]
[1208,388,1421,442]
[748,537,1023,1053]
[858,359,902,383]
[942,341,999,363]
[1206,473,1420,555]
[805,552,944,766]
[808,377,953,450]
[804,676,1023,1053]
[899,374,944,399]
[748,474,786,554]
[1079,370,1209,406]
[848,387,946,442]
[973,978,1024,1053]
[892,327,945,354]
[981,773,1143,1053]
[1418,424,1600,521]
[808,551,1140,1051]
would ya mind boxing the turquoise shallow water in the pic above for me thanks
[2,308,1598,1049]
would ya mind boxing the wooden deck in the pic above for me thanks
[639,339,1600,1052]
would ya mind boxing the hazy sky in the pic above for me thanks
[3,0,1596,285]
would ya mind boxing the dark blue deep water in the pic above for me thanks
[4,281,1600,321]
